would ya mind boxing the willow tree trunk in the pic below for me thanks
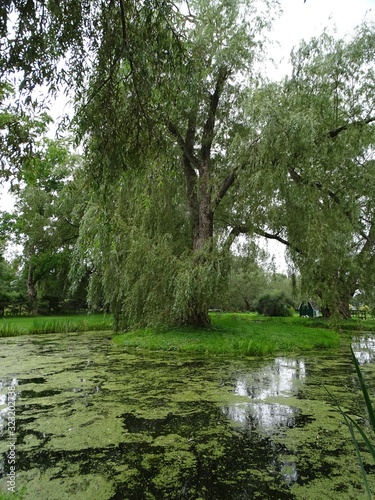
[319,280,357,319]
[168,67,229,328]
[185,165,214,328]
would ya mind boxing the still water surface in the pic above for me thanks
[1,331,375,499]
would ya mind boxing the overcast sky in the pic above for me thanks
[266,0,375,78]
[275,0,374,42]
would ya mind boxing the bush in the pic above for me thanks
[256,292,294,317]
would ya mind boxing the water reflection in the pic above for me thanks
[234,358,306,400]
[222,358,307,489]
[281,461,298,486]
[352,337,375,364]
[1,332,375,498]
[223,357,306,431]
[223,402,296,430]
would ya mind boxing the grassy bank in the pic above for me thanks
[0,314,112,337]
[1,312,370,357]
[114,313,341,357]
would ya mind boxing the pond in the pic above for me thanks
[0,331,375,499]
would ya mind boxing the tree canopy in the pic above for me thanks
[66,0,281,328]
[243,26,375,316]
[4,137,86,314]
[1,0,374,324]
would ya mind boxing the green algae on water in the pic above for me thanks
[1,331,375,499]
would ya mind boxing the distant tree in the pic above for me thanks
[11,138,85,314]
[0,81,52,182]
[0,251,15,316]
[222,257,269,311]
[215,243,296,312]
[256,291,294,317]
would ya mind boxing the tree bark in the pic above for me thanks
[168,69,229,327]
[183,303,211,328]
[321,296,352,319]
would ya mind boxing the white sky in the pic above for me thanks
[270,0,374,65]
[1,0,374,266]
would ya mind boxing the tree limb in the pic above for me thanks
[118,0,149,122]
[119,0,128,48]
[288,165,373,244]
[254,226,302,254]
[214,137,260,209]
[63,216,79,229]
[201,66,229,167]
[328,116,375,138]
[359,215,375,257]
[168,114,200,246]
[168,121,200,170]
[183,112,200,243]
[214,168,239,210]
[223,223,303,255]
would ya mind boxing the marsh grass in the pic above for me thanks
[0,314,112,337]
[303,316,375,332]
[114,312,340,357]
[328,347,375,499]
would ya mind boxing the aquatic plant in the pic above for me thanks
[330,347,375,499]
[1,329,374,498]
[0,487,26,499]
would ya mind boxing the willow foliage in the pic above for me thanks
[4,1,375,322]
[240,24,375,315]
[65,0,279,328]
[71,160,227,329]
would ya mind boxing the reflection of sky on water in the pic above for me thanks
[352,338,375,364]
[281,460,298,486]
[222,358,305,487]
[223,358,306,432]
[222,338,375,488]
[222,401,295,430]
[234,358,306,400]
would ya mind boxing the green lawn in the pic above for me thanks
[2,312,371,357]
[0,313,113,337]
[114,312,342,357]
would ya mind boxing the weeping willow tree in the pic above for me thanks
[2,0,280,328]
[231,24,375,318]
[72,157,228,329]
[67,0,280,328]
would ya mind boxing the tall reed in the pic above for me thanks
[330,347,375,499]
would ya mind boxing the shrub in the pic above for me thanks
[256,292,294,317]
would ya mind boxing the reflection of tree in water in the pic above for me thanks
[232,357,306,401]
[352,337,375,365]
[2,336,374,498]
[223,402,296,430]
[117,403,300,499]
[221,358,308,490]
[222,357,307,432]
